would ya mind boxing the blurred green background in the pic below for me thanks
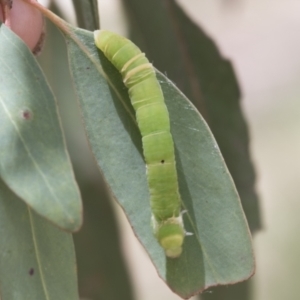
[39,0,300,299]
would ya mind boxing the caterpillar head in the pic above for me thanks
[155,218,185,258]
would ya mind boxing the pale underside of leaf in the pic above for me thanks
[0,179,79,300]
[0,24,82,231]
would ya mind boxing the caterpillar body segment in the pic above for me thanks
[94,30,186,258]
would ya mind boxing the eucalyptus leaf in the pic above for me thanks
[72,0,99,30]
[0,179,79,300]
[201,280,251,300]
[63,26,254,298]
[0,24,82,231]
[37,19,135,299]
[74,180,135,300]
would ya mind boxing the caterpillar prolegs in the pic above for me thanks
[94,30,186,258]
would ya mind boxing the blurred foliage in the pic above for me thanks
[122,0,261,234]
[74,179,135,300]
[38,14,135,300]
[201,281,251,300]
[72,0,99,30]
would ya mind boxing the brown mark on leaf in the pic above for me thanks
[32,30,45,56]
[21,108,33,121]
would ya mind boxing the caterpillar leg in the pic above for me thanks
[185,231,194,236]
[180,210,193,236]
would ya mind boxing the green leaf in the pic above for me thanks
[74,180,135,300]
[63,26,254,298]
[201,280,251,300]
[0,24,82,231]
[72,0,99,30]
[0,178,79,300]
[122,0,261,233]
[37,20,135,299]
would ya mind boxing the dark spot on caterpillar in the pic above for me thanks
[86,67,90,70]
[161,160,165,164]
[29,268,34,276]
[21,109,33,121]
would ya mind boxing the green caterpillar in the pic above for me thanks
[94,30,186,258]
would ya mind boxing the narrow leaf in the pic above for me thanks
[74,180,135,300]
[72,0,99,30]
[37,19,135,299]
[0,179,79,300]
[63,26,254,298]
[0,24,82,231]
[201,281,251,300]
